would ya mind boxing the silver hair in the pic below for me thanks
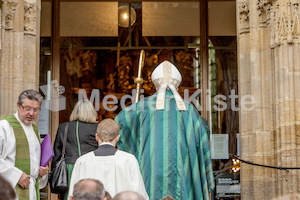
[18,90,43,105]
[73,179,105,200]
[97,119,120,142]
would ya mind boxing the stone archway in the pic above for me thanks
[0,0,41,114]
[237,0,300,199]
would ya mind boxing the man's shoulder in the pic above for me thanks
[116,150,137,160]
[0,118,11,128]
[0,115,9,121]
[0,114,15,123]
[76,152,95,163]
[58,121,70,129]
[116,94,156,114]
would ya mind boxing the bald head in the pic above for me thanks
[113,191,145,200]
[72,179,105,200]
[160,195,175,200]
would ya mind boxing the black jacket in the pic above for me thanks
[52,121,98,169]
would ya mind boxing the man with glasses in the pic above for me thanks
[0,90,48,200]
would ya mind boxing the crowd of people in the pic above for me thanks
[0,61,214,200]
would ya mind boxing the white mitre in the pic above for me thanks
[151,61,187,111]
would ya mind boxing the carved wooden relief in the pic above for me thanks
[117,54,135,93]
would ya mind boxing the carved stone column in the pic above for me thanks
[271,1,300,196]
[0,0,40,114]
[237,1,253,199]
[237,0,300,199]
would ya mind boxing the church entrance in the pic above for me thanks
[39,1,238,199]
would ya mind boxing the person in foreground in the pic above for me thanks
[0,89,48,200]
[68,119,149,200]
[52,99,99,199]
[70,179,106,200]
[0,175,16,200]
[105,191,113,200]
[115,61,215,200]
[113,191,145,200]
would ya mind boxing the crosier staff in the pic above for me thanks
[134,50,145,103]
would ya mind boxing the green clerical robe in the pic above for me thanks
[115,90,215,200]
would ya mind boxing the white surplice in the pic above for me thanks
[68,150,149,200]
[0,112,47,200]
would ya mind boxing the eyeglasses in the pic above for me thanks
[20,104,40,112]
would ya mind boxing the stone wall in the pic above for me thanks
[1,0,300,198]
[237,0,300,199]
[0,0,40,114]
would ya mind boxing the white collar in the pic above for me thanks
[99,142,114,147]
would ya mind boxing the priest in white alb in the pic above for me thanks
[0,90,48,200]
[68,119,149,200]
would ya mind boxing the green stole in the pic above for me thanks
[0,115,40,200]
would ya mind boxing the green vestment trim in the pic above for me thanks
[1,115,40,200]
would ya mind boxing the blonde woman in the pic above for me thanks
[52,100,98,200]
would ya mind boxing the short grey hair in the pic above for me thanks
[69,100,98,123]
[18,90,43,105]
[97,119,120,142]
[73,179,105,200]
[113,191,145,200]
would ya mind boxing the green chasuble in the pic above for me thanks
[0,115,40,200]
[115,91,215,200]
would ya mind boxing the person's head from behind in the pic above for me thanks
[151,61,186,111]
[17,89,43,126]
[160,195,175,200]
[105,191,112,200]
[70,99,98,123]
[70,179,105,200]
[113,191,145,200]
[0,175,16,200]
[96,119,120,146]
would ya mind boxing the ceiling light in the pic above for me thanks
[118,5,136,28]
